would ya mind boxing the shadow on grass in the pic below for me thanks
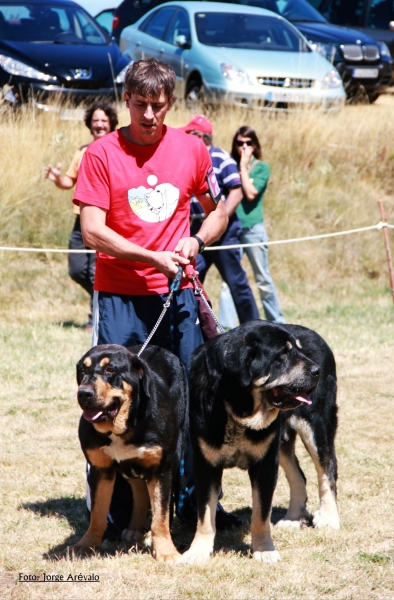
[59,320,91,331]
[21,496,91,559]
[20,498,293,561]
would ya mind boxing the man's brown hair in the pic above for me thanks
[124,58,176,99]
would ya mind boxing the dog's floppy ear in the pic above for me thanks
[221,331,271,388]
[128,354,151,398]
[76,353,89,385]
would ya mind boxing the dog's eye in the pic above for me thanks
[104,365,115,374]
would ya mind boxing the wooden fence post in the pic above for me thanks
[377,200,394,304]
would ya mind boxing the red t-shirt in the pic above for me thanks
[73,126,212,295]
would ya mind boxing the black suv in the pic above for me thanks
[308,0,394,65]
[112,0,392,102]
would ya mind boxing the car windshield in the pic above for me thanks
[0,2,107,43]
[234,0,327,23]
[195,12,311,51]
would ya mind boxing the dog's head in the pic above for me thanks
[202,321,321,429]
[76,344,151,435]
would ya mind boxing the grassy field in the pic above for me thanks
[1,96,394,599]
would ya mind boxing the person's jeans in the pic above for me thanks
[219,222,285,326]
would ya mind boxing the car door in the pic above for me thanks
[128,6,178,61]
[158,8,192,99]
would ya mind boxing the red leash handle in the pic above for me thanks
[178,249,196,279]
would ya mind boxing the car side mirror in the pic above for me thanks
[174,34,190,49]
[389,21,394,31]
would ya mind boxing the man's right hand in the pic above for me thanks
[150,251,190,279]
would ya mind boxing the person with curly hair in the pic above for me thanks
[44,102,118,328]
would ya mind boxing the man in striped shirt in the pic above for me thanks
[181,115,259,324]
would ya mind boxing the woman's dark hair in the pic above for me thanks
[230,125,262,166]
[84,101,118,132]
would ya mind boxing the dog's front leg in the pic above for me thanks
[181,452,222,565]
[249,442,281,564]
[68,460,115,557]
[121,479,150,544]
[147,473,181,563]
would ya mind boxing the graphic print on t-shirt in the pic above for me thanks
[128,173,179,223]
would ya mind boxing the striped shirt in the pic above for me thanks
[190,145,241,221]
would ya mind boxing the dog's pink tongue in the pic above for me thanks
[83,408,104,421]
[294,393,312,405]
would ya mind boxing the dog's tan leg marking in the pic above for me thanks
[121,479,150,544]
[180,487,218,565]
[294,417,340,530]
[251,486,280,564]
[276,448,310,530]
[68,465,115,557]
[146,478,181,563]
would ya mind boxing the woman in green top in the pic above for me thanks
[229,125,285,323]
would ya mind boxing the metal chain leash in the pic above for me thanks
[191,275,225,334]
[137,254,225,357]
[137,266,183,357]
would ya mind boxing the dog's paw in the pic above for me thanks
[67,543,96,559]
[155,550,182,564]
[180,549,211,565]
[276,518,301,530]
[253,550,281,564]
[313,508,340,530]
[121,528,145,545]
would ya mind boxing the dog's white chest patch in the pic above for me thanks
[102,436,161,465]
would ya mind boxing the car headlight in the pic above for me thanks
[0,54,56,81]
[309,42,338,63]
[114,61,133,84]
[376,41,391,58]
[321,68,343,89]
[220,63,253,86]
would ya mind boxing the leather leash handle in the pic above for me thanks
[178,249,196,279]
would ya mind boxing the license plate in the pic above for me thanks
[60,108,85,121]
[352,68,379,79]
[266,91,308,103]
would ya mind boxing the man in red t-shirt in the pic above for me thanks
[73,58,236,532]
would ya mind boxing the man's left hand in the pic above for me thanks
[174,237,200,262]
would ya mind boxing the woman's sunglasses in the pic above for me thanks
[236,140,253,147]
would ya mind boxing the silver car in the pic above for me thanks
[120,1,346,110]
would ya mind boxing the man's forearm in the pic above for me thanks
[224,187,242,217]
[195,199,228,246]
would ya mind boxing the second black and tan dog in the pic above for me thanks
[69,343,188,563]
[182,320,338,565]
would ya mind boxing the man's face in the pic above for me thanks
[90,109,111,140]
[124,91,173,145]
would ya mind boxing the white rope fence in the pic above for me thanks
[0,221,392,254]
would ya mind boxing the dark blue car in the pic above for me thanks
[0,0,131,106]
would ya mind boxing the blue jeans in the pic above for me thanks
[219,222,285,325]
[192,214,259,324]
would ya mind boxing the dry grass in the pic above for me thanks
[1,97,394,599]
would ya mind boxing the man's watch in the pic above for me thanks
[192,234,206,253]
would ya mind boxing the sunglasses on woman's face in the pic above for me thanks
[236,140,253,147]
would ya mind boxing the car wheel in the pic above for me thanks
[185,79,204,108]
[346,84,369,105]
[367,92,380,104]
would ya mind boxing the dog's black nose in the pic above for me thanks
[78,386,95,405]
[311,364,321,379]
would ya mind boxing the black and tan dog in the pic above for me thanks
[277,323,339,532]
[69,344,188,563]
[181,320,336,565]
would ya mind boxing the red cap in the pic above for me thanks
[179,115,213,134]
